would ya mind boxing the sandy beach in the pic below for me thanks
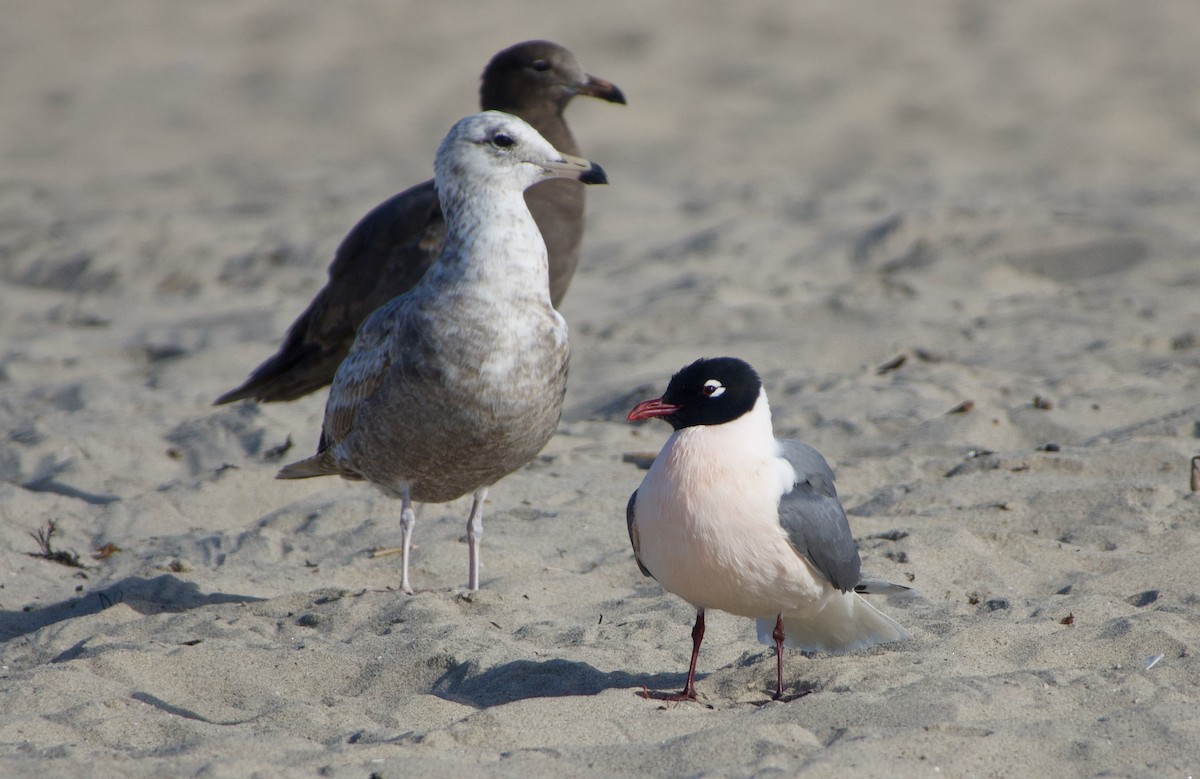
[2,1,1198,776]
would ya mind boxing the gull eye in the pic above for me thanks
[530,59,551,72]
[701,379,726,398]
[492,133,515,149]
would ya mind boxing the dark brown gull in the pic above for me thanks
[626,358,908,701]
[215,41,624,405]
[277,111,607,593]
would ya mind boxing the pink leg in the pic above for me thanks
[680,609,705,699]
[399,487,415,595]
[639,609,706,703]
[465,486,488,591]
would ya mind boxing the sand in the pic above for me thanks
[2,1,1199,776]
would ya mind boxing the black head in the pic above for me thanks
[480,40,626,112]
[627,357,763,430]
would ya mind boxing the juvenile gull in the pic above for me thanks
[277,111,607,592]
[625,357,909,701]
[216,41,624,405]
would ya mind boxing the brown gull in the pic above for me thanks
[626,358,908,701]
[277,111,607,593]
[215,41,624,405]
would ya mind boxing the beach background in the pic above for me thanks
[2,1,1199,776]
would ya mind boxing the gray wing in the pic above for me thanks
[777,440,861,593]
[626,490,654,578]
[855,579,911,595]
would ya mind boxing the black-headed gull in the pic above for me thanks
[626,357,908,700]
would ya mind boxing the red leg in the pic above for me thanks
[641,609,705,702]
[772,613,786,700]
[680,609,705,699]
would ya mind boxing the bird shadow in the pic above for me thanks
[747,686,817,706]
[431,657,692,709]
[0,574,265,643]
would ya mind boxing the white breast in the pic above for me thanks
[635,393,833,618]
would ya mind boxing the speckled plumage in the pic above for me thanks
[215,41,624,405]
[278,111,606,592]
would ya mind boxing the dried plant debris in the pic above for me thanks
[93,542,122,560]
[866,529,910,542]
[157,558,193,573]
[27,519,84,568]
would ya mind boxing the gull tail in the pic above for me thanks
[757,590,909,655]
[276,451,341,480]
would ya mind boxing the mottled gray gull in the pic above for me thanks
[625,357,909,701]
[277,111,607,592]
[216,40,624,405]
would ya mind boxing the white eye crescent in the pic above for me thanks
[701,379,725,398]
